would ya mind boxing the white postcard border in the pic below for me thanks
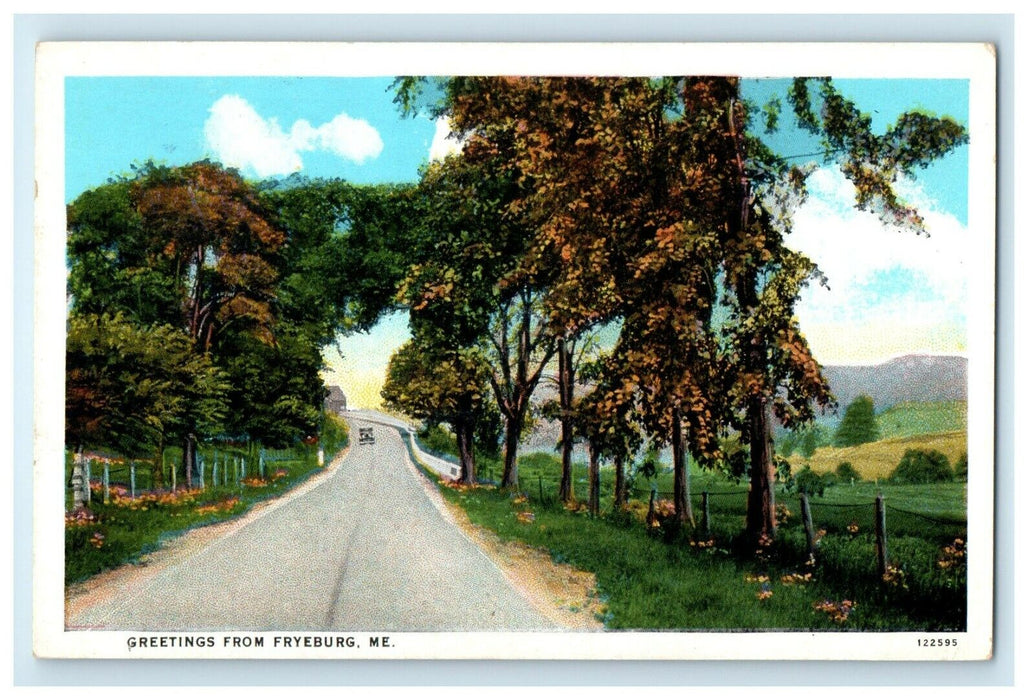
[34,41,997,661]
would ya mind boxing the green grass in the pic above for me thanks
[878,401,966,440]
[412,438,967,631]
[65,413,349,585]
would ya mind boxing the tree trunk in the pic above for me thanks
[557,336,575,503]
[500,414,521,488]
[455,419,477,485]
[672,403,694,526]
[746,396,778,540]
[727,84,777,541]
[614,455,627,509]
[588,443,600,516]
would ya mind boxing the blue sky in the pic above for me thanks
[65,76,972,408]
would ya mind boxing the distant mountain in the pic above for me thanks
[519,353,967,455]
[821,354,967,413]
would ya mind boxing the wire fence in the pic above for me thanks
[402,437,966,587]
[66,443,317,506]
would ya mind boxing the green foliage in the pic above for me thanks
[65,312,229,455]
[792,465,836,497]
[955,452,968,480]
[635,449,662,482]
[835,461,861,483]
[891,448,954,484]
[320,412,351,453]
[834,395,880,447]
[381,341,491,429]
[779,423,831,458]
[416,424,458,457]
[65,166,417,459]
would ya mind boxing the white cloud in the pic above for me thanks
[293,114,383,164]
[203,95,383,178]
[204,95,303,177]
[428,116,464,161]
[786,166,971,363]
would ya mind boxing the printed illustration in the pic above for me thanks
[38,44,995,659]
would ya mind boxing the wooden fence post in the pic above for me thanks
[71,456,85,511]
[199,454,205,490]
[800,492,816,561]
[85,459,92,503]
[701,491,711,537]
[103,462,110,504]
[130,463,136,499]
[875,494,889,576]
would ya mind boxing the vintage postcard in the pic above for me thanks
[34,42,996,661]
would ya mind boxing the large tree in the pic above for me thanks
[67,161,286,483]
[396,75,966,536]
[381,340,491,483]
[399,154,554,490]
[421,77,730,522]
[712,77,966,539]
[834,395,880,447]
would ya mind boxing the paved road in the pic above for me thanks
[67,414,555,632]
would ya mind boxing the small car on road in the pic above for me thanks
[358,428,375,445]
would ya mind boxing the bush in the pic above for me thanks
[835,461,861,483]
[955,453,968,480]
[891,449,954,484]
[321,411,350,452]
[794,465,835,497]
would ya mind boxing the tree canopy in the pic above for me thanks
[394,75,966,536]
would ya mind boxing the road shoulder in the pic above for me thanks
[400,441,606,631]
[64,445,351,625]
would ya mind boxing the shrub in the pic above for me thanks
[955,453,968,480]
[891,448,954,484]
[835,461,861,483]
[794,465,836,497]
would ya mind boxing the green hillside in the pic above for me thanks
[877,400,966,440]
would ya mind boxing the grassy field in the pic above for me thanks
[408,433,968,632]
[65,413,349,585]
[878,401,966,440]
[787,431,966,481]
